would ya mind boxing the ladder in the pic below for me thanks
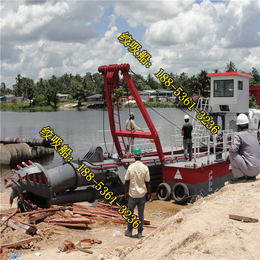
[112,89,127,153]
[192,97,211,138]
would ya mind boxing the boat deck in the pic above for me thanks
[165,152,226,168]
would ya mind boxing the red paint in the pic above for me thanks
[38,176,42,183]
[16,165,21,169]
[206,72,253,79]
[28,160,33,165]
[18,174,23,180]
[45,177,48,184]
[162,161,232,185]
[26,172,30,180]
[11,179,18,184]
[249,86,260,105]
[5,184,10,189]
[22,162,27,167]
[99,63,165,164]
[11,169,16,172]
[33,174,36,182]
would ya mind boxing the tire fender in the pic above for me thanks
[156,182,172,201]
[172,183,189,204]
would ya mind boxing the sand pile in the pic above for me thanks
[108,178,260,260]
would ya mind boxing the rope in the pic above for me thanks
[102,92,109,156]
[129,69,197,121]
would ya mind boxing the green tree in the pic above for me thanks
[225,61,237,72]
[146,74,159,90]
[117,88,124,98]
[71,80,86,107]
[46,75,61,108]
[24,79,35,106]
[0,82,13,96]
[92,73,104,94]
[250,67,260,87]
[36,78,47,95]
[13,74,23,96]
[197,70,210,97]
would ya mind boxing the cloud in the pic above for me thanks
[0,44,22,63]
[0,0,259,90]
[114,0,195,27]
[1,1,103,44]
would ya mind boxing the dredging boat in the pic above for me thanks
[5,64,260,211]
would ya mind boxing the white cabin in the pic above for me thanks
[206,72,256,131]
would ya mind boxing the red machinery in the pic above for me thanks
[98,64,165,164]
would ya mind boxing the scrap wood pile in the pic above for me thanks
[73,202,154,228]
[0,202,155,255]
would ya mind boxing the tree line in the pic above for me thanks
[1,62,260,108]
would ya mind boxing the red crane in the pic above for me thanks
[98,64,165,164]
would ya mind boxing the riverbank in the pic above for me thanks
[107,176,260,260]
[0,101,180,112]
[0,102,83,112]
[1,177,259,260]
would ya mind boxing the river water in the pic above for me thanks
[0,108,188,173]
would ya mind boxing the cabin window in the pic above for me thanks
[214,80,234,97]
[238,81,243,90]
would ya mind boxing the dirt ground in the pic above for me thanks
[1,175,260,260]
[0,189,187,260]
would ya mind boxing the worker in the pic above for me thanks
[181,114,193,161]
[125,112,142,153]
[228,113,260,183]
[124,147,152,239]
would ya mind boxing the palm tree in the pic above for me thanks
[225,61,237,72]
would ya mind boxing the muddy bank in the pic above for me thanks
[107,176,260,260]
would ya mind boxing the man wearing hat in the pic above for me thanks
[124,147,152,239]
[229,113,260,183]
[125,112,142,153]
[182,114,193,161]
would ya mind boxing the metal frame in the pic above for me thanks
[98,64,165,164]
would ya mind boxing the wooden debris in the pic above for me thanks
[58,240,75,253]
[76,246,93,254]
[0,236,41,248]
[229,214,258,223]
[28,212,53,223]
[1,217,37,235]
[1,209,17,226]
[73,203,152,226]
[52,223,90,228]
[16,206,70,216]
[46,218,93,225]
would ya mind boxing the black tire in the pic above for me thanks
[156,182,172,201]
[172,183,189,204]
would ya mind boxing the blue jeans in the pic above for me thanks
[183,138,192,160]
[127,195,146,233]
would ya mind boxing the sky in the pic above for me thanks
[1,0,260,89]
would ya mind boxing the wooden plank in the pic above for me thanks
[73,209,118,218]
[16,206,68,216]
[229,214,258,223]
[46,218,92,224]
[0,236,41,248]
[52,223,89,228]
[76,247,93,254]
[28,212,53,223]
[1,217,37,235]
[1,209,18,226]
